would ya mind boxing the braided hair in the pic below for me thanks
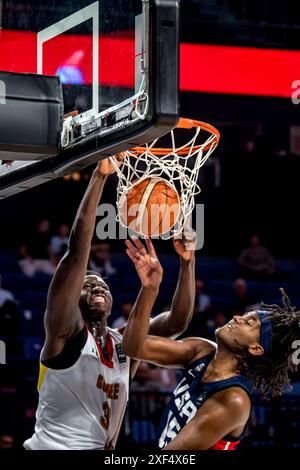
[238,289,300,397]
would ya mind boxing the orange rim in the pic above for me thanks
[130,118,220,156]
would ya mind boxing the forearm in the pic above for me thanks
[68,171,107,258]
[44,171,107,332]
[150,257,195,337]
[122,286,158,358]
[170,256,195,327]
[164,415,226,450]
[164,433,210,450]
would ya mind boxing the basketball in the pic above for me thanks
[119,177,180,237]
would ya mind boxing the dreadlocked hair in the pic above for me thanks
[237,289,300,397]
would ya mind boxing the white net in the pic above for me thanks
[111,118,220,238]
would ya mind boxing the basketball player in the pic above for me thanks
[24,158,196,450]
[123,240,300,450]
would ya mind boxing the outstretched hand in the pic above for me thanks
[125,237,163,290]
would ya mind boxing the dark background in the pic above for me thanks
[1,0,300,450]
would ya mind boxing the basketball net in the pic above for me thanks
[111,118,220,238]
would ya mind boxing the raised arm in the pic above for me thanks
[149,235,195,338]
[42,159,116,360]
[122,238,204,368]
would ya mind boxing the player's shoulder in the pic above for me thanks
[107,326,123,342]
[198,337,217,353]
[181,336,217,364]
[212,387,251,416]
[183,337,217,354]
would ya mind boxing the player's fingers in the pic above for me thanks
[182,233,197,251]
[145,238,156,257]
[125,239,137,253]
[130,236,147,254]
[114,152,126,163]
[126,249,139,264]
[182,227,197,244]
[184,240,197,251]
[125,240,141,258]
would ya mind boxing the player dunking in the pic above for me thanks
[24,159,195,450]
[122,240,300,450]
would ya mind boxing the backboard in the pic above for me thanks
[0,0,180,198]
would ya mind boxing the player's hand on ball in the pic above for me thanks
[125,237,163,290]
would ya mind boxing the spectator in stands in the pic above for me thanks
[195,279,211,314]
[131,361,161,392]
[0,273,15,309]
[0,273,19,335]
[112,301,134,329]
[238,234,275,280]
[131,360,177,395]
[0,434,14,449]
[88,242,117,277]
[231,278,254,314]
[50,223,70,262]
[151,366,178,392]
[206,312,227,337]
[182,279,212,338]
[214,311,227,328]
[129,362,168,446]
[18,219,56,277]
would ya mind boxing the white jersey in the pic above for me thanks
[24,327,130,450]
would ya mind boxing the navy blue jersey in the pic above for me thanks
[158,354,251,450]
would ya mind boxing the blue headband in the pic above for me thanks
[257,310,273,355]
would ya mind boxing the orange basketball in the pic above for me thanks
[119,177,180,237]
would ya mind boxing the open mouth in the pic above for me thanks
[90,294,106,303]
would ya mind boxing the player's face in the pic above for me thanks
[79,275,112,321]
[215,311,261,354]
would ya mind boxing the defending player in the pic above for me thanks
[24,158,195,450]
[122,239,300,450]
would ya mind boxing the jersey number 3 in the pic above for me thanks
[100,401,111,430]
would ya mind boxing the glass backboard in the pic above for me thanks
[0,0,180,198]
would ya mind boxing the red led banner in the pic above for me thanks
[0,29,298,97]
[180,43,298,98]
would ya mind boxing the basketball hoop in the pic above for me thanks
[111,117,220,238]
